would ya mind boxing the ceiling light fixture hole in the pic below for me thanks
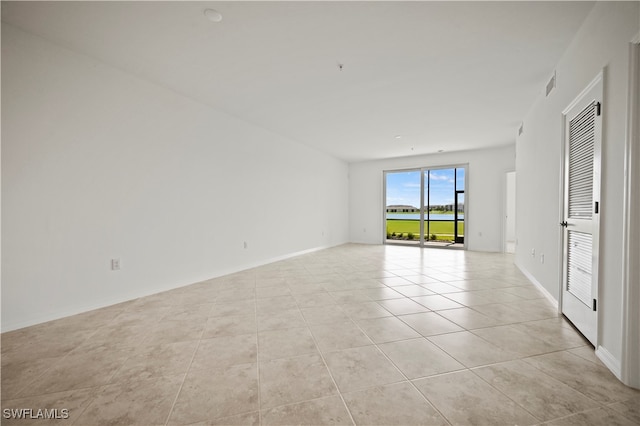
[204,9,223,23]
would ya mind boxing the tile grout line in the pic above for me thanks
[345,299,455,426]
[5,318,115,401]
[295,276,358,426]
[468,358,610,422]
[4,246,623,425]
[371,277,574,424]
[254,280,263,426]
[541,406,615,424]
[521,351,628,408]
[416,277,607,425]
[465,364,546,423]
[5,340,135,404]
[162,321,207,426]
[327,278,464,420]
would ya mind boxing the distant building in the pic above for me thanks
[386,205,419,213]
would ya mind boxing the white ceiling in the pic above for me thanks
[1,1,595,162]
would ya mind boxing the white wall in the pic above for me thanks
[1,24,349,332]
[349,145,515,252]
[515,2,639,379]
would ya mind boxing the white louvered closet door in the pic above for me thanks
[561,74,603,346]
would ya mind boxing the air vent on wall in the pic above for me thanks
[546,71,556,97]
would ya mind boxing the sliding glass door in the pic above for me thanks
[384,170,422,245]
[385,165,466,248]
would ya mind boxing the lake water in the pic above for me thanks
[386,214,463,221]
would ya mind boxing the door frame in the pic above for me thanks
[502,170,516,253]
[558,71,603,346]
[382,164,468,249]
[454,190,465,244]
[621,36,640,388]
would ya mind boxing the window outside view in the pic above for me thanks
[385,167,465,246]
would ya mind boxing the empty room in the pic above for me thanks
[2,1,639,425]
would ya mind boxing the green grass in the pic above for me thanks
[386,220,464,240]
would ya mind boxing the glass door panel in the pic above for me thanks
[426,168,455,245]
[385,170,421,245]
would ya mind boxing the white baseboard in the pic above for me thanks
[228,243,340,272]
[514,260,558,308]
[596,345,622,379]
[1,242,346,333]
[512,263,629,386]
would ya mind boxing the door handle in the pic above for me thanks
[560,221,568,227]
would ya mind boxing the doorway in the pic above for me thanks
[504,171,516,253]
[560,73,603,346]
[384,165,467,248]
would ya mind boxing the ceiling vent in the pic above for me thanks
[546,71,556,97]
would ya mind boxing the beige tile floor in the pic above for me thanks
[2,244,639,425]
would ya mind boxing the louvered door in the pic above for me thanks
[561,74,602,346]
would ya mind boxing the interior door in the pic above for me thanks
[561,74,603,346]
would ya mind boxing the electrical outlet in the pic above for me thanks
[111,258,121,270]
[540,253,545,264]
[531,248,535,257]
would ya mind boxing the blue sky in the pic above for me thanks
[386,168,464,208]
